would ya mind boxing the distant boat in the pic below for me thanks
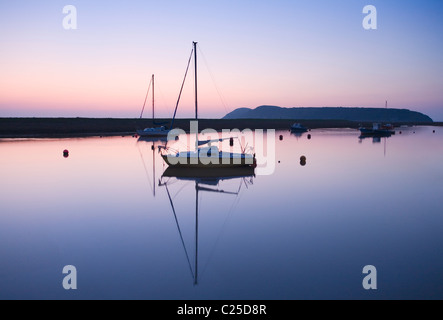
[359,123,395,137]
[137,74,171,137]
[359,101,396,137]
[137,125,169,137]
[290,123,308,133]
[160,42,257,169]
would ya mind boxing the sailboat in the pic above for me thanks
[359,122,395,137]
[137,74,170,137]
[160,42,257,169]
[358,101,395,137]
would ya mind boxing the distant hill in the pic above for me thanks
[223,106,433,123]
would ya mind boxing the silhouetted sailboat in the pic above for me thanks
[160,42,257,169]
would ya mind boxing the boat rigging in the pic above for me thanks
[159,42,257,169]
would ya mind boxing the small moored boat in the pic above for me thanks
[359,123,395,136]
[290,123,308,133]
[137,74,171,137]
[138,126,169,137]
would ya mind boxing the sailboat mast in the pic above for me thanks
[139,75,153,119]
[153,142,156,197]
[193,41,198,120]
[152,74,155,120]
[195,181,199,286]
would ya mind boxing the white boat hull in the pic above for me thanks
[137,127,170,137]
[162,151,256,168]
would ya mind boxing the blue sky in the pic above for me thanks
[1,0,442,120]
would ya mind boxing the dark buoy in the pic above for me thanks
[63,149,69,158]
[175,136,179,141]
[433,130,436,133]
[300,155,306,166]
[307,134,312,140]
[279,135,283,141]
[230,137,234,147]
[399,131,402,134]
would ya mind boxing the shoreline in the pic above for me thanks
[0,118,439,139]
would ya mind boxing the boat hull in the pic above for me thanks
[359,128,395,136]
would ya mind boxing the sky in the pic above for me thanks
[0,0,443,120]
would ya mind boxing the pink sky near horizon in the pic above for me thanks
[1,1,442,120]
[2,44,441,120]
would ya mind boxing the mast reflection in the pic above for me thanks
[159,166,255,285]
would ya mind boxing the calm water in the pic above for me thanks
[0,126,442,300]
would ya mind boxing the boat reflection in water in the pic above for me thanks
[358,134,391,157]
[159,166,255,285]
[358,134,392,144]
[358,135,390,144]
[137,136,168,144]
[137,136,168,197]
[290,131,306,139]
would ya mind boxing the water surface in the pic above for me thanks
[0,126,442,299]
